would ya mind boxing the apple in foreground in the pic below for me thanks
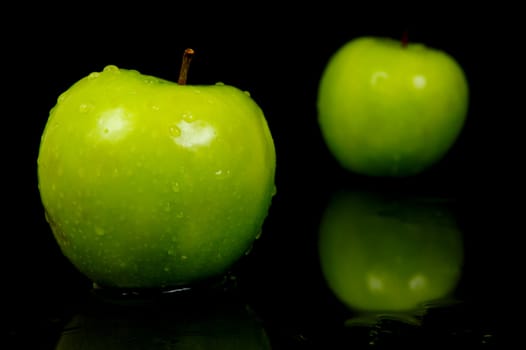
[37,50,276,289]
[317,35,469,177]
[318,188,464,312]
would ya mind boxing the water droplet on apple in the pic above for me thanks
[57,93,67,103]
[255,230,263,240]
[181,112,194,121]
[215,82,225,86]
[176,211,184,219]
[103,65,119,73]
[181,255,188,260]
[169,125,181,137]
[167,248,176,256]
[271,185,277,196]
[371,71,389,86]
[88,72,100,80]
[214,169,231,179]
[171,182,180,192]
[149,103,160,111]
[163,266,171,272]
[244,90,251,97]
[95,227,105,236]
[192,88,202,94]
[244,245,254,255]
[79,103,94,113]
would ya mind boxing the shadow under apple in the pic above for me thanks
[317,187,464,325]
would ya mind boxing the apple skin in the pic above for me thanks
[37,65,276,289]
[318,188,464,312]
[317,36,469,177]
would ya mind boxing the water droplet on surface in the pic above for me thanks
[169,125,181,137]
[244,90,251,97]
[103,65,119,73]
[163,266,170,272]
[271,185,277,196]
[214,169,231,179]
[149,104,160,111]
[181,255,188,260]
[181,112,194,121]
[79,103,94,113]
[95,227,105,236]
[57,93,67,103]
[215,82,225,86]
[244,245,254,255]
[171,182,180,192]
[176,211,184,219]
[167,249,176,256]
[87,72,100,80]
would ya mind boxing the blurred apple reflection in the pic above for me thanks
[318,187,464,316]
[54,291,271,349]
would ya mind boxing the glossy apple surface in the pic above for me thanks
[318,188,464,312]
[317,36,469,177]
[37,65,276,289]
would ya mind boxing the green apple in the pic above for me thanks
[37,51,276,289]
[318,188,464,312]
[317,36,469,177]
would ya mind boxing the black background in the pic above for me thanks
[4,5,518,348]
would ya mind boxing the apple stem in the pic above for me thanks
[178,48,195,85]
[401,30,409,48]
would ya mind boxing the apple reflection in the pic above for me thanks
[54,292,271,350]
[318,188,464,315]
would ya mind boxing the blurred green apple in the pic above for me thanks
[318,188,464,312]
[37,52,276,289]
[317,36,469,177]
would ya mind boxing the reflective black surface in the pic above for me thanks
[5,9,515,349]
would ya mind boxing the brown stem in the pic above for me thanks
[178,48,195,85]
